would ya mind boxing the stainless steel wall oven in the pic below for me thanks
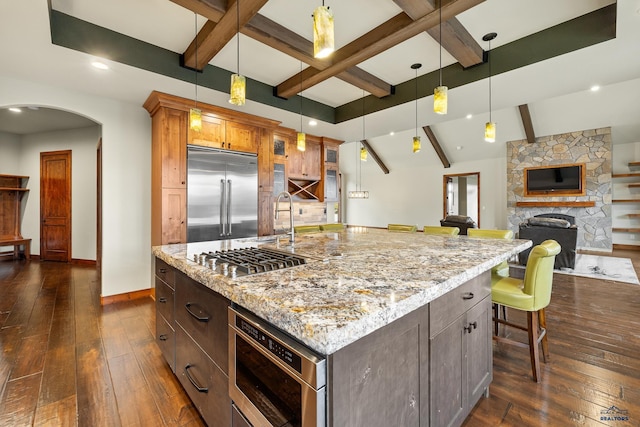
[229,306,326,427]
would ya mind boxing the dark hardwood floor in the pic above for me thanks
[0,249,639,426]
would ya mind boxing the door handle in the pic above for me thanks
[185,302,210,322]
[462,292,474,300]
[226,179,232,236]
[184,364,209,393]
[220,179,226,237]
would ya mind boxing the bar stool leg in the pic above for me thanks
[527,311,541,382]
[539,308,549,362]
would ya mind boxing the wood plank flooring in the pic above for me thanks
[0,250,639,426]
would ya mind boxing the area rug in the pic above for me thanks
[511,254,640,285]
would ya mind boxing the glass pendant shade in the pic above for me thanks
[229,74,246,106]
[412,136,421,153]
[484,122,496,143]
[313,6,334,59]
[348,190,369,199]
[189,108,202,131]
[297,132,306,151]
[433,86,448,115]
[360,147,368,161]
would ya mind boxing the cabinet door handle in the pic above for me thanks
[185,302,210,322]
[184,364,209,393]
[159,268,167,273]
[158,297,167,303]
[464,321,478,334]
[159,334,168,341]
[462,292,474,300]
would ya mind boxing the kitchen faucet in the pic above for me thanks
[275,191,295,243]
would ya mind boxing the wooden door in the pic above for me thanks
[225,121,258,153]
[40,150,72,262]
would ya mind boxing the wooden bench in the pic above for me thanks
[0,238,31,260]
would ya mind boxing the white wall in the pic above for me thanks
[339,133,508,230]
[0,131,21,173]
[1,75,151,297]
[17,126,100,260]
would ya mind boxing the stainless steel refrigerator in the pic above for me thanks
[187,146,258,242]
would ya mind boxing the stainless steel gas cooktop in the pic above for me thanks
[193,247,307,277]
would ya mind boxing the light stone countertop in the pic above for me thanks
[152,228,532,355]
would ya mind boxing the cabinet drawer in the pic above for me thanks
[232,404,252,427]
[156,313,175,372]
[156,276,175,324]
[430,271,490,338]
[175,271,230,374]
[155,258,175,288]
[176,324,231,427]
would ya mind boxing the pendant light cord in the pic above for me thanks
[300,61,303,133]
[415,67,418,135]
[438,0,442,87]
[236,0,240,75]
[488,39,492,122]
[194,13,198,108]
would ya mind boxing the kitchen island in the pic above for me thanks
[153,228,531,427]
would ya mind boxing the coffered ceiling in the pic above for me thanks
[2,0,640,163]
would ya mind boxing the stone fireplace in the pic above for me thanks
[506,127,612,251]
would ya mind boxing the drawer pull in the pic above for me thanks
[159,268,167,273]
[158,297,167,303]
[159,334,168,341]
[185,302,210,322]
[462,292,474,300]
[184,364,209,393]
[464,321,478,334]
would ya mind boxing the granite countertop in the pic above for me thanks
[153,228,531,355]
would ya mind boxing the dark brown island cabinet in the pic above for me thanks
[154,257,492,427]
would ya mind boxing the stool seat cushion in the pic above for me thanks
[491,277,534,310]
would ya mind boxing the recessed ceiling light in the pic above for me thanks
[389,131,395,136]
[92,61,109,70]
[8,107,21,113]
[456,145,463,150]
[590,85,600,92]
[308,119,317,126]
[466,114,473,119]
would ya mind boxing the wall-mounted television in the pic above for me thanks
[524,163,586,197]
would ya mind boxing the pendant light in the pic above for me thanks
[483,32,497,142]
[189,13,202,131]
[297,61,306,151]
[313,1,334,59]
[360,91,367,162]
[349,91,369,199]
[411,63,422,153]
[229,0,246,106]
[433,0,448,115]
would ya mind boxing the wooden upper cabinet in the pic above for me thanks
[287,138,321,180]
[225,121,259,153]
[188,114,225,149]
[161,108,188,189]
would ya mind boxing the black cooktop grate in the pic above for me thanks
[202,247,306,275]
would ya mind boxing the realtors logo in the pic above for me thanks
[600,406,629,422]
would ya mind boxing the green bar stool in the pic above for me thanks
[491,239,561,382]
[387,224,417,233]
[319,223,345,231]
[294,225,321,233]
[422,225,460,236]
[467,229,514,281]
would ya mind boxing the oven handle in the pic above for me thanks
[184,364,209,393]
[185,302,210,322]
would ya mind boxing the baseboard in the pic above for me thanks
[101,288,152,305]
[71,258,97,266]
[613,243,640,251]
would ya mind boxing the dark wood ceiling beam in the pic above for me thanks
[518,104,536,143]
[174,1,393,97]
[361,140,390,174]
[182,0,269,70]
[243,14,393,98]
[276,0,484,98]
[393,0,483,68]
[423,126,451,168]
